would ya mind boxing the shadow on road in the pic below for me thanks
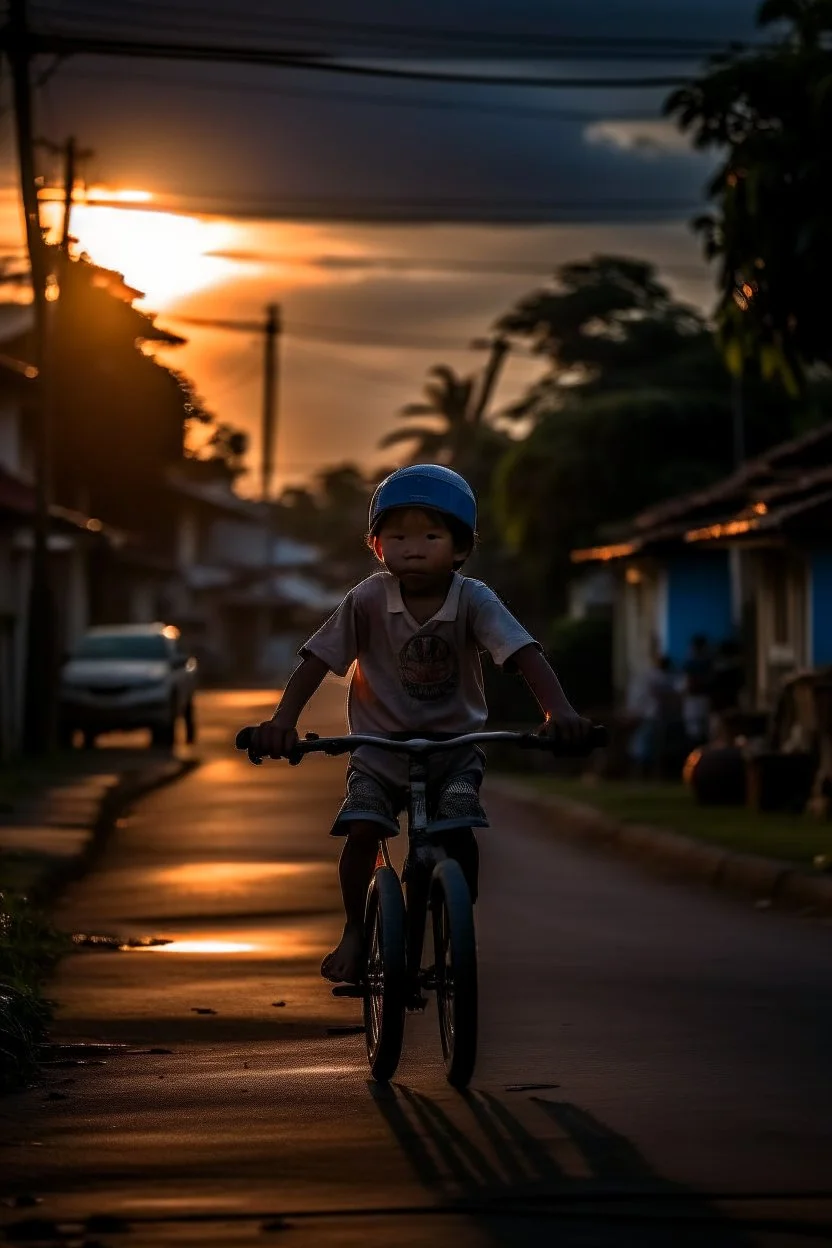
[371,1083,753,1246]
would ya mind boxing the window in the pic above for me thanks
[73,634,168,661]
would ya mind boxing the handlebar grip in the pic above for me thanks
[519,724,608,753]
[235,725,263,766]
[235,725,308,767]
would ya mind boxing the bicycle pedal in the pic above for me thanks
[331,984,364,998]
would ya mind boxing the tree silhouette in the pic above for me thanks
[665,0,832,389]
[380,364,478,463]
[489,253,827,617]
[497,255,715,417]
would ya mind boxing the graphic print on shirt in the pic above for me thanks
[399,633,458,701]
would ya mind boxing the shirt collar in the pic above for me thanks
[383,571,463,622]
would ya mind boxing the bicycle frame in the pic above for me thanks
[371,754,442,877]
[237,726,606,889]
[236,722,607,1084]
[398,753,453,998]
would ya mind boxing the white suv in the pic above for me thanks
[59,623,198,749]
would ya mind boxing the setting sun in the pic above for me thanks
[39,190,241,307]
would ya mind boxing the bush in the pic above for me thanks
[482,611,614,766]
[0,892,68,1091]
[545,614,614,715]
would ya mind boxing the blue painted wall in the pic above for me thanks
[665,552,734,667]
[811,551,832,666]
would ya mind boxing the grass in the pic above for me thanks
[0,891,70,1092]
[522,776,832,868]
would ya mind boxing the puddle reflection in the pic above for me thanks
[125,939,257,954]
[120,923,325,959]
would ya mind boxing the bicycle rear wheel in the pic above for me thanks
[363,866,407,1082]
[431,858,478,1088]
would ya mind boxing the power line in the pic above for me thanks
[50,65,665,125]
[199,250,714,281]
[196,346,262,402]
[31,3,759,58]
[162,311,487,351]
[63,191,702,224]
[20,32,690,89]
[31,20,715,62]
[160,312,569,355]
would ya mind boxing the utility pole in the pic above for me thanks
[261,302,281,501]
[731,369,745,469]
[36,135,93,250]
[469,334,510,425]
[56,136,77,249]
[5,0,59,754]
[60,136,77,249]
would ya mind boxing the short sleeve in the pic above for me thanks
[299,588,359,677]
[468,581,540,669]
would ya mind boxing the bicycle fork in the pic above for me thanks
[403,763,445,1006]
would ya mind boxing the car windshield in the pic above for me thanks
[72,635,169,661]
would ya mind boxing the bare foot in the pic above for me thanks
[321,923,364,984]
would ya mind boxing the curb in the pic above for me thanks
[27,756,199,907]
[1,756,197,1093]
[487,776,832,916]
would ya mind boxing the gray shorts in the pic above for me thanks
[331,767,489,837]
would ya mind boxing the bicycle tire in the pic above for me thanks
[362,866,407,1083]
[431,858,478,1088]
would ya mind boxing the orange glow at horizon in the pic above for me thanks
[38,190,243,307]
[85,186,154,203]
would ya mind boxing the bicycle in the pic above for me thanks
[236,725,606,1089]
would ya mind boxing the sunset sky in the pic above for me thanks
[0,0,761,495]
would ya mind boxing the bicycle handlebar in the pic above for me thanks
[235,724,608,766]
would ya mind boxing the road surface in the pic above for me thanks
[2,685,831,1246]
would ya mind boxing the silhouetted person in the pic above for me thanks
[682,633,713,745]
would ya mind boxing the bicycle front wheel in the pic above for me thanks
[363,866,407,1083]
[431,858,478,1088]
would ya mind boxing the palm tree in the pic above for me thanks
[379,338,510,468]
[379,364,477,463]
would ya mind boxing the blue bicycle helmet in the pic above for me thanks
[369,464,477,537]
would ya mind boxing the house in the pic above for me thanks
[0,422,117,758]
[1,303,159,755]
[2,256,342,743]
[162,465,342,682]
[572,422,832,711]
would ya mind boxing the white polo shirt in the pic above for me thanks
[300,571,538,785]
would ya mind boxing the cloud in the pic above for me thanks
[584,119,695,157]
[145,217,716,492]
[16,0,754,227]
[1,1,746,493]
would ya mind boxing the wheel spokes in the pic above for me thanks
[367,915,383,1050]
[441,905,455,1043]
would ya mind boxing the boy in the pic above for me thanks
[251,464,592,984]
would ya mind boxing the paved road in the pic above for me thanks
[2,686,832,1247]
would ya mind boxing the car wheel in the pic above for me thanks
[184,699,197,745]
[152,717,176,750]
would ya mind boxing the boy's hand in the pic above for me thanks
[253,717,299,759]
[539,709,595,746]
